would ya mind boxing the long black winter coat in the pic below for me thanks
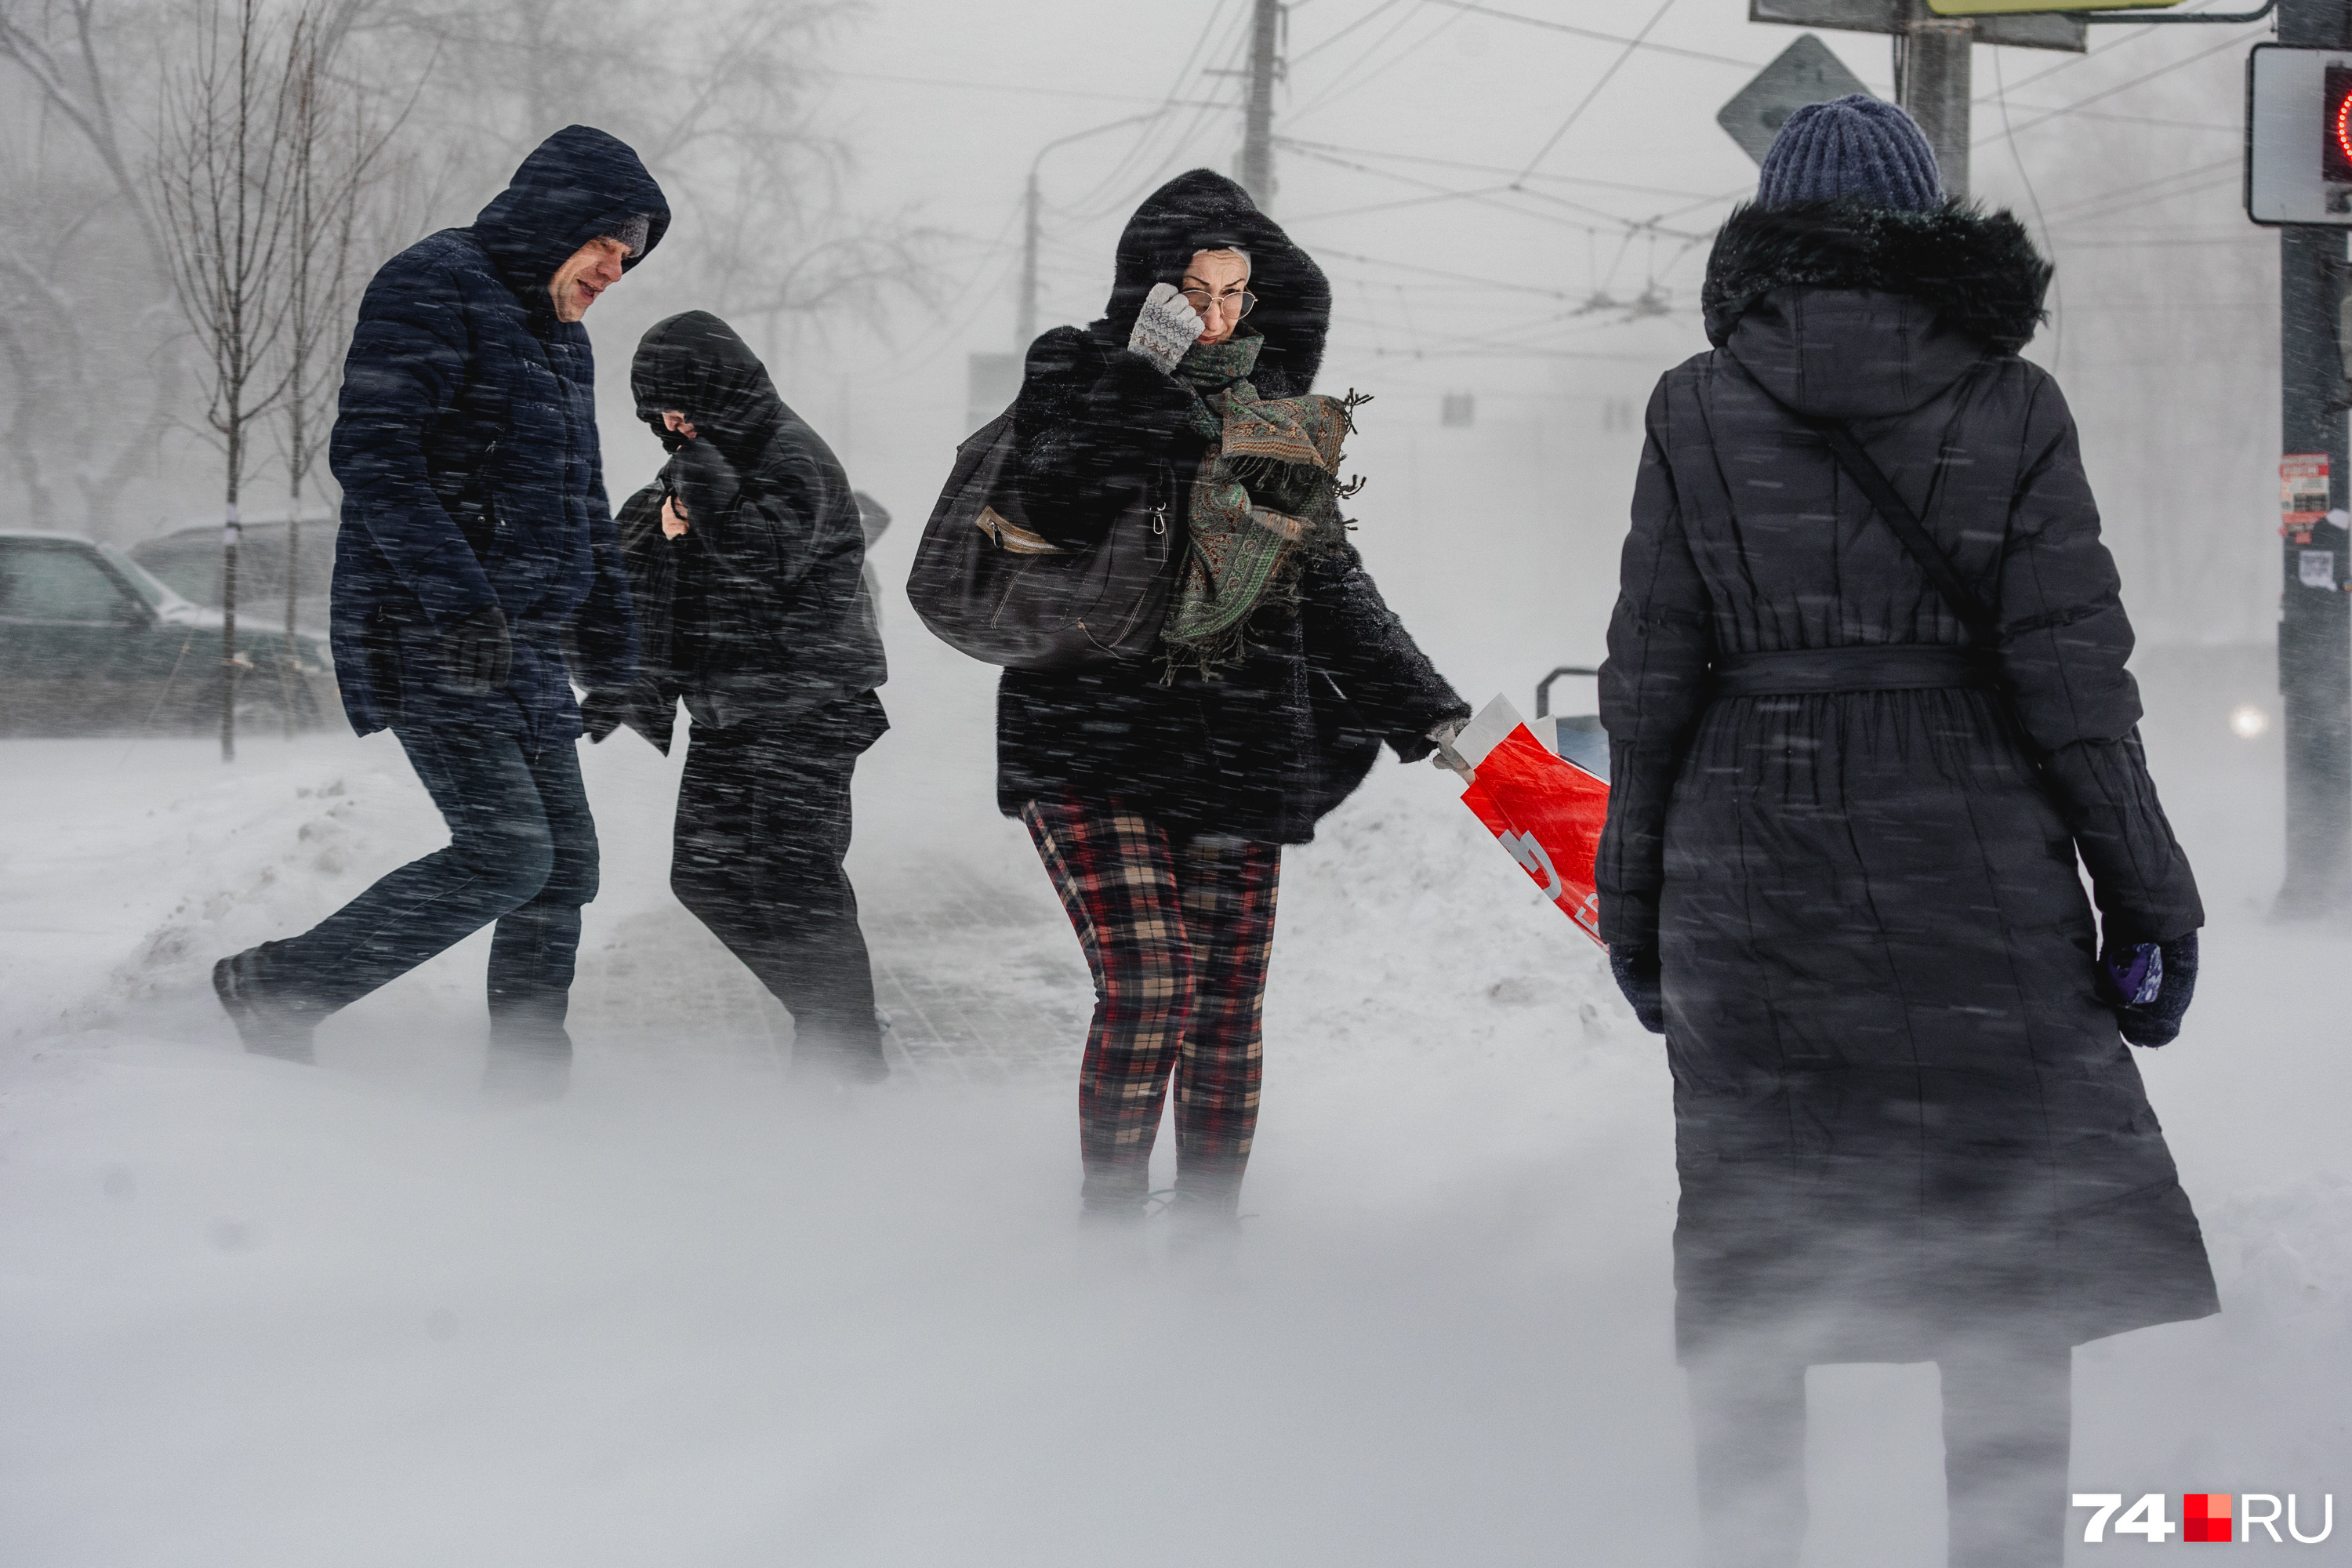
[604,311,884,751]
[329,126,665,745]
[1598,201,2216,1362]
[996,169,1466,844]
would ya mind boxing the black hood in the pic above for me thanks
[630,310,785,469]
[1095,169,1330,397]
[471,125,669,305]
[1702,200,2050,355]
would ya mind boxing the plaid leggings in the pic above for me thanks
[1022,798,1282,1206]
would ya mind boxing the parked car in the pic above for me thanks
[0,531,336,737]
[130,514,334,632]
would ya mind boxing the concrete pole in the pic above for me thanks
[1018,168,1040,349]
[1239,0,1280,208]
[2278,0,2352,918]
[1895,5,1970,200]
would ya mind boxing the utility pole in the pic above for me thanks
[1018,169,1040,348]
[1894,3,1971,199]
[2278,0,2352,917]
[1239,0,1282,208]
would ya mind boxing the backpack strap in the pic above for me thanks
[1802,418,2002,648]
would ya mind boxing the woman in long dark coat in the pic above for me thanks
[1000,169,1468,1234]
[1596,100,2215,1567]
[586,311,890,1084]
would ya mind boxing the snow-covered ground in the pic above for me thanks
[1,632,2347,1566]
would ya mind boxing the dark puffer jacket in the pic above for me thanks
[601,310,884,751]
[328,125,666,745]
[1599,200,2215,1361]
[995,169,1466,844]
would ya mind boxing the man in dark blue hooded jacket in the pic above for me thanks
[211,125,667,1097]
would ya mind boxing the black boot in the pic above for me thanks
[212,947,317,1064]
[1079,1160,1151,1228]
[1167,1156,1247,1260]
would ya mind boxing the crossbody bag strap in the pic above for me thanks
[1805,419,2001,647]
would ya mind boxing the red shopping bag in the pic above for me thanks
[1452,695,1610,948]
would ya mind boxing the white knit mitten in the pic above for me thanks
[1127,281,1203,373]
[1429,717,1474,780]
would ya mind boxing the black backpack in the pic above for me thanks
[906,411,1183,671]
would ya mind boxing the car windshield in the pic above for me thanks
[96,543,194,612]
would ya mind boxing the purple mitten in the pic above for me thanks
[2104,943,2162,1007]
[2100,932,2198,1047]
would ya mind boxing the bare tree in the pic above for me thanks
[368,0,938,340]
[271,7,391,734]
[0,1,187,536]
[152,0,298,762]
[1,0,936,578]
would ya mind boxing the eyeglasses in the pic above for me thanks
[1180,288,1256,318]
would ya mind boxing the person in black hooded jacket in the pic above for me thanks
[212,126,664,1099]
[1597,100,2212,1568]
[587,310,890,1083]
[999,169,1468,1232]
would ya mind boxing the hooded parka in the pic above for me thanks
[604,310,885,752]
[1598,200,2216,1361]
[996,169,1465,844]
[328,125,667,745]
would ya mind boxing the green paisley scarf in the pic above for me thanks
[1163,333,1362,672]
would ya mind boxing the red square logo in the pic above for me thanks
[2183,1494,2233,1543]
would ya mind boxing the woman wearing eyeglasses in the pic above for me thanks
[996,169,1468,1242]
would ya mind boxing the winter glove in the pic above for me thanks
[1428,717,1474,780]
[1610,946,1665,1034]
[662,440,743,539]
[1127,281,1203,374]
[440,605,513,695]
[2100,931,2198,1047]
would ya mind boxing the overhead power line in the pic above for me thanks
[1426,0,1769,71]
[2044,166,2242,229]
[1289,1,1464,122]
[1312,245,1581,298]
[1513,0,1678,181]
[1290,0,1411,65]
[1059,0,1246,218]
[2033,154,2240,222]
[832,71,1225,109]
[1972,26,2264,143]
[1278,135,1726,201]
[1281,141,1717,238]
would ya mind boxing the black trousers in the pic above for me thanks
[670,692,888,1080]
[260,723,597,1068]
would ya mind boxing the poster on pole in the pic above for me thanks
[2282,453,2329,543]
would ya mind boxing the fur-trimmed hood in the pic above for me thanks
[1701,200,2050,354]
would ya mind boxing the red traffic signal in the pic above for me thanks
[2326,66,2352,183]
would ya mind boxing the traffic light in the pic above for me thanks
[2327,66,2352,185]
[2249,45,2352,225]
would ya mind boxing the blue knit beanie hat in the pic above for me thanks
[1756,94,1942,212]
